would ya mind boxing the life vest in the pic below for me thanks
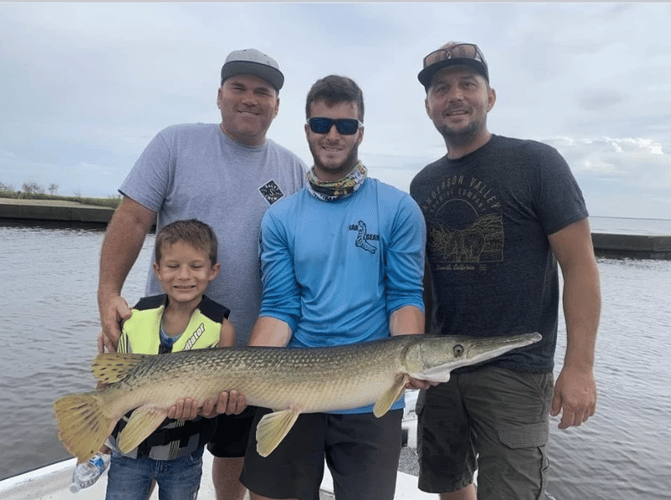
[110,294,230,461]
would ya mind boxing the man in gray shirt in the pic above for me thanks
[97,48,306,500]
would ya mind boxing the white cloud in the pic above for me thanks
[0,2,669,218]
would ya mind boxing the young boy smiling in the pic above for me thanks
[104,219,238,500]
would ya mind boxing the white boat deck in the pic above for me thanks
[0,449,435,500]
[1,407,435,500]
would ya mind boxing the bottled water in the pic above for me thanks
[69,452,111,493]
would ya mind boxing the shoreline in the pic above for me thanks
[1,199,670,260]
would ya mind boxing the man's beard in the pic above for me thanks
[436,117,483,148]
[310,143,360,179]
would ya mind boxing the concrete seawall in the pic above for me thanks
[1,199,670,260]
[0,198,114,226]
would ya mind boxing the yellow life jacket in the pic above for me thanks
[111,294,230,460]
[118,294,228,354]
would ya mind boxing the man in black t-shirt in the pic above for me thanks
[410,41,601,500]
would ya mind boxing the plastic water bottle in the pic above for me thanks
[69,452,111,493]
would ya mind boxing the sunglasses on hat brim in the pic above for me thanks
[423,43,487,69]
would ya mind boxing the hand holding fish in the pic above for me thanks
[405,376,437,390]
[199,391,247,418]
[97,294,132,353]
[168,391,248,420]
[167,397,202,420]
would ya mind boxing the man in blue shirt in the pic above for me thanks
[240,75,430,500]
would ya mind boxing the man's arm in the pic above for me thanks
[248,316,293,347]
[548,218,601,429]
[389,305,424,337]
[421,260,435,334]
[97,196,156,352]
[390,305,434,390]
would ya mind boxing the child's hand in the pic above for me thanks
[167,398,201,421]
[200,391,247,417]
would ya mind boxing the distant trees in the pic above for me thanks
[22,182,45,195]
[0,181,59,195]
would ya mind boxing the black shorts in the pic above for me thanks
[206,405,257,458]
[240,407,403,500]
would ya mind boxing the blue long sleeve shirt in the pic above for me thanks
[258,177,426,413]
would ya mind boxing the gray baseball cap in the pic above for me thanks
[220,48,284,91]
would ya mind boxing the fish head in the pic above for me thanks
[403,333,542,383]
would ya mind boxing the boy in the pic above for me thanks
[103,219,237,500]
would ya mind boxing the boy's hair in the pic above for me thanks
[305,75,364,121]
[154,219,218,266]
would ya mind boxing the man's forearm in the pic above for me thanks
[562,262,601,369]
[97,198,155,307]
[248,316,293,347]
[389,305,425,336]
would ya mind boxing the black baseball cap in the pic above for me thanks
[418,42,489,91]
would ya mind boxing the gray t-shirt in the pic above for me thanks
[120,123,307,345]
[410,134,588,372]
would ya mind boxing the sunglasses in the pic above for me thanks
[423,43,487,69]
[307,117,363,136]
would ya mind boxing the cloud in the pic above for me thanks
[548,136,671,192]
[0,2,669,219]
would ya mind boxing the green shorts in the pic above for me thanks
[417,366,553,500]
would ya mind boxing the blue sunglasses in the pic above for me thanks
[307,117,363,135]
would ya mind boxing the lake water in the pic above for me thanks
[0,221,670,499]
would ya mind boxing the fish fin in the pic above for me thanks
[53,392,116,463]
[374,374,408,418]
[255,409,300,458]
[117,406,167,454]
[91,352,152,384]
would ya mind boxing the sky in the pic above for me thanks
[0,2,669,219]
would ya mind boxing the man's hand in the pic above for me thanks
[98,295,132,353]
[550,365,597,429]
[199,391,248,418]
[405,376,438,390]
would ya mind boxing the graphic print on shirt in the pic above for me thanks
[259,180,285,205]
[420,174,503,270]
[350,220,378,254]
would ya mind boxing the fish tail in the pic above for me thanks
[53,392,116,463]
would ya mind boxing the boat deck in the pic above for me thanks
[0,448,434,500]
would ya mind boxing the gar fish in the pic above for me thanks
[54,332,541,461]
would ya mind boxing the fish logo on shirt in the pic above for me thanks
[353,220,378,254]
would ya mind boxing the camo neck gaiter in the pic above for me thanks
[306,161,367,202]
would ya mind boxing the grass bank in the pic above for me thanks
[0,191,121,209]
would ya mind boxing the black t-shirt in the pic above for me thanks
[410,134,588,372]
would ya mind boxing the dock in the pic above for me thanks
[2,198,669,259]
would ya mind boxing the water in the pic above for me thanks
[590,216,671,236]
[1,222,670,500]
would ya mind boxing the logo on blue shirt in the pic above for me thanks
[350,220,379,254]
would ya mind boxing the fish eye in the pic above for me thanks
[453,344,464,357]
